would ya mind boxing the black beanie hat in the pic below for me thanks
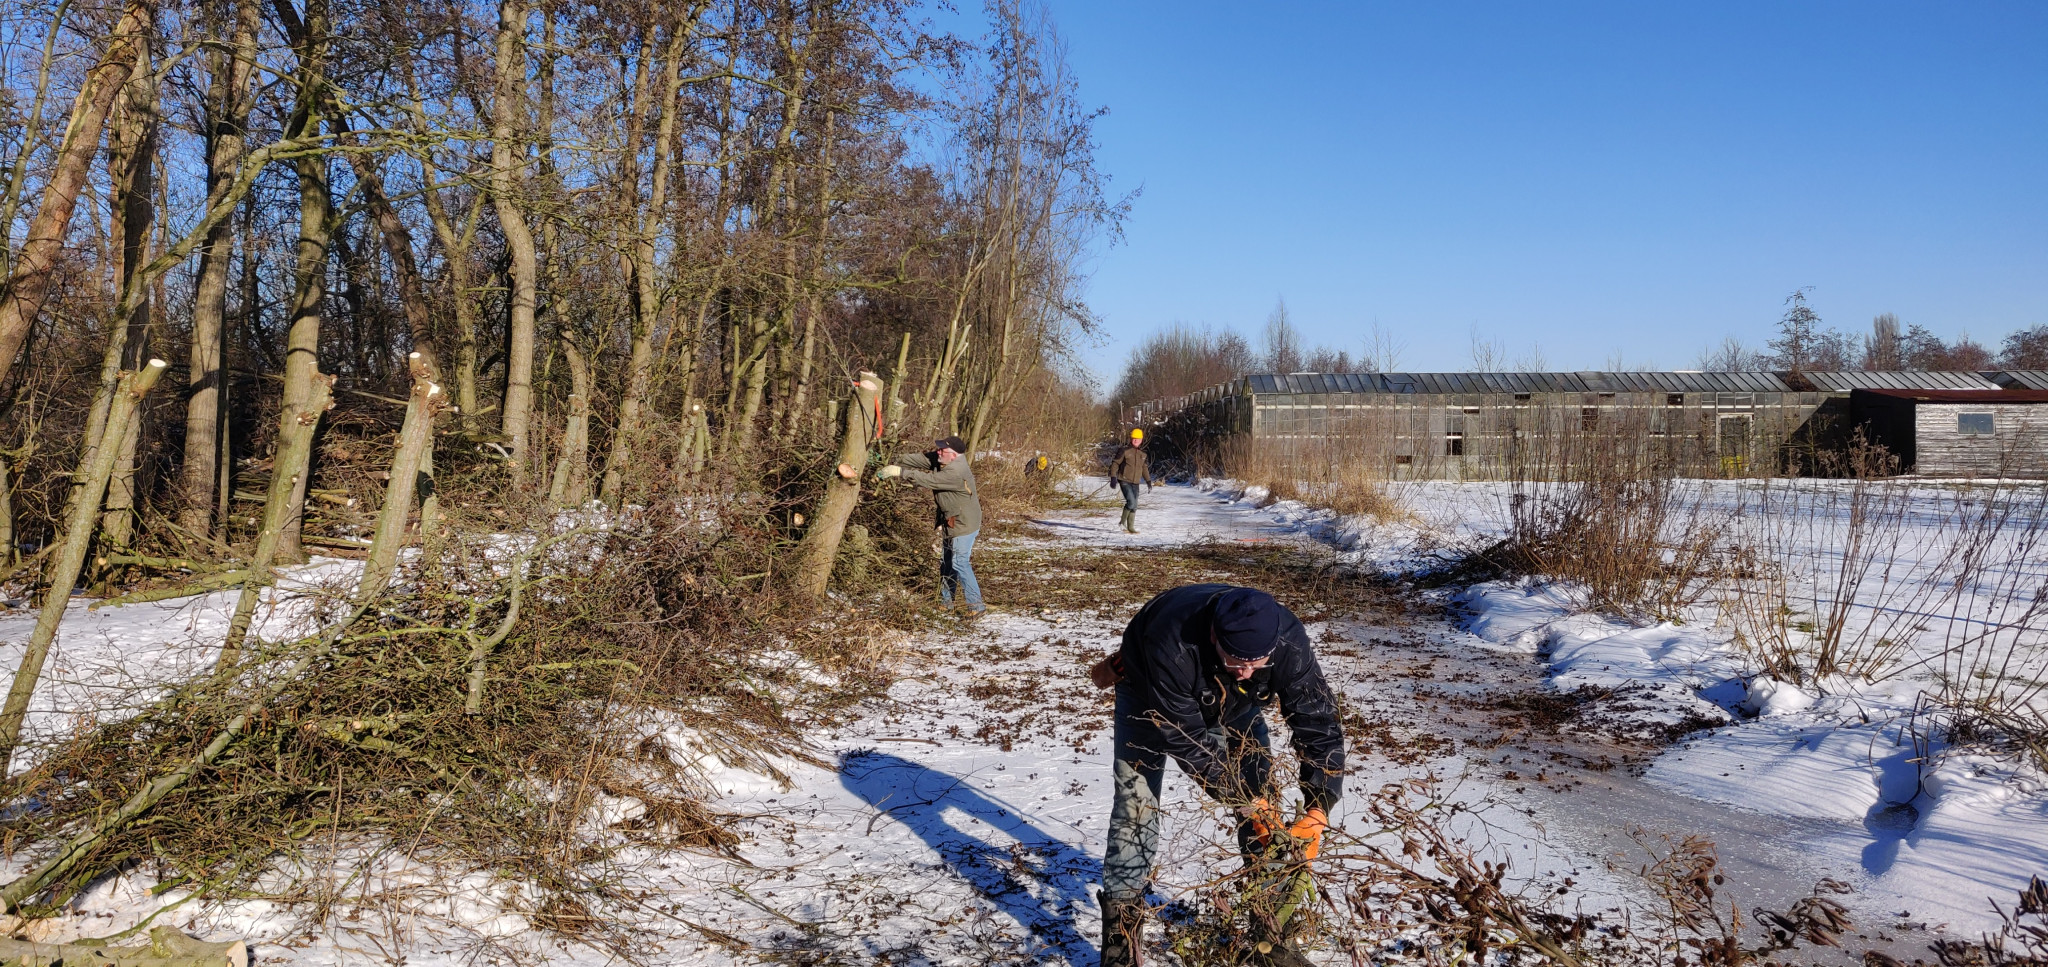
[1211,587,1282,660]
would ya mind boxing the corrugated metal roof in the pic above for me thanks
[1238,371,1797,394]
[1588,371,1792,392]
[1801,371,2000,391]
[1233,371,2015,398]
[1989,371,2048,390]
[1855,388,2048,404]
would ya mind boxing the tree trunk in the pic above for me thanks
[0,360,165,775]
[416,163,482,429]
[178,0,258,537]
[218,372,332,667]
[548,334,590,507]
[357,354,442,603]
[0,452,13,566]
[731,4,814,454]
[733,315,773,451]
[781,103,835,443]
[0,0,71,278]
[99,39,159,553]
[792,370,879,602]
[885,331,910,428]
[0,0,153,394]
[599,21,691,506]
[345,142,436,370]
[275,0,331,563]
[490,0,538,489]
[0,928,248,967]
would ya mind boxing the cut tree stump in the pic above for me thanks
[792,372,882,602]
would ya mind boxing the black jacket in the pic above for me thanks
[1117,584,1345,811]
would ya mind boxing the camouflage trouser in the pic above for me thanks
[1101,685,1272,902]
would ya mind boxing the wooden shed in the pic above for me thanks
[1851,388,2048,477]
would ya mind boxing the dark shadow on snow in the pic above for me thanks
[1861,730,1928,875]
[839,750,1100,962]
[1027,518,1105,532]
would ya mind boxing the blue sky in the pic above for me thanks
[1037,1,2047,385]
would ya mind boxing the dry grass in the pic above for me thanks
[1458,429,1735,622]
[1217,436,1409,523]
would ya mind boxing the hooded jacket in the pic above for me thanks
[1116,583,1345,811]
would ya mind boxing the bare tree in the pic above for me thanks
[1361,320,1404,373]
[1469,324,1507,372]
[1865,313,1903,370]
[1263,299,1304,372]
[1697,336,1768,371]
[2002,324,2048,370]
[1112,325,1257,406]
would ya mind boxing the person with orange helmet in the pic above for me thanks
[1109,428,1153,534]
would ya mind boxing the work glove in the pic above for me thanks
[1286,807,1328,861]
[1240,797,1282,849]
[875,464,903,480]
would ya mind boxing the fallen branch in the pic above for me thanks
[0,927,248,967]
[89,571,250,610]
[0,542,55,587]
[98,553,234,574]
[0,600,367,911]
[300,534,373,550]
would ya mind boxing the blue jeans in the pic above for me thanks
[1119,482,1140,512]
[940,531,983,612]
[1102,686,1273,902]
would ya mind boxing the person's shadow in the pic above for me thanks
[839,750,1100,962]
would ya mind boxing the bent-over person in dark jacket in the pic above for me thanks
[1092,583,1345,966]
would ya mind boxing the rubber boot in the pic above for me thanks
[1119,509,1133,533]
[1127,511,1139,535]
[1101,896,1145,967]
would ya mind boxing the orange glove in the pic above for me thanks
[1286,807,1328,861]
[1240,796,1280,848]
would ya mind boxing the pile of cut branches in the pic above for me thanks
[0,495,897,948]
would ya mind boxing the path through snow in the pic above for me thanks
[600,481,1947,965]
[9,479,2030,965]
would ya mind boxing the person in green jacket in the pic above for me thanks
[877,435,984,617]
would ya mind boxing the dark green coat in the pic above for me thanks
[892,453,981,537]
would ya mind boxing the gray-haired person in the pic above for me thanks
[876,435,984,618]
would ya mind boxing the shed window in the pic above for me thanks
[1667,393,1684,406]
[1581,407,1599,431]
[1395,454,1414,465]
[1513,393,1531,402]
[1958,412,1995,435]
[1445,434,1464,457]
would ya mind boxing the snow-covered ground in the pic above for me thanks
[2,477,2044,964]
[0,559,362,775]
[1229,475,2048,934]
